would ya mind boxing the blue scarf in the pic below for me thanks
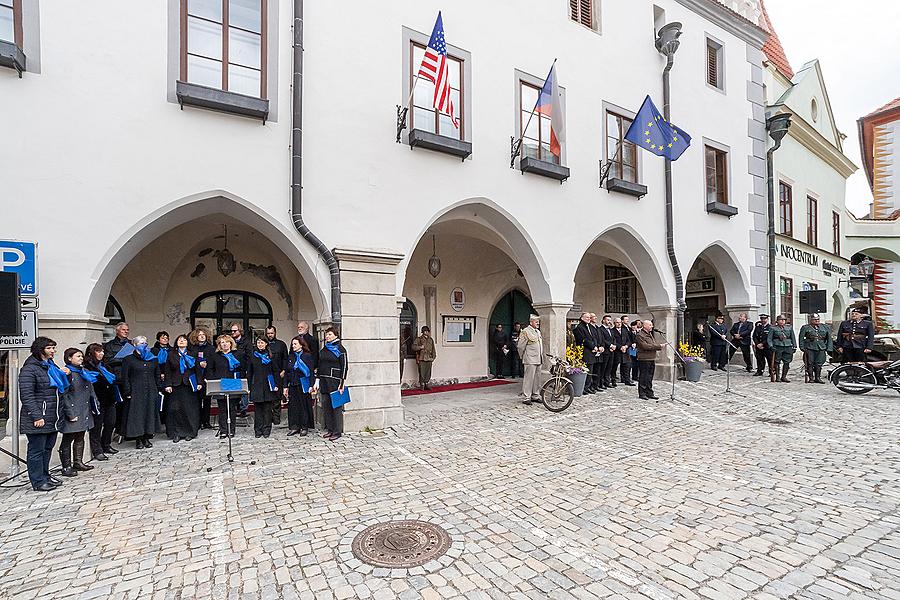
[156,347,169,364]
[69,365,100,383]
[254,351,271,365]
[223,351,240,373]
[44,360,70,392]
[136,344,155,362]
[178,350,196,373]
[97,363,116,384]
[292,352,311,393]
[325,341,343,358]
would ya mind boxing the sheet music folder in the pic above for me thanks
[206,378,249,397]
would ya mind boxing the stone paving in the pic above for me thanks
[1,369,898,600]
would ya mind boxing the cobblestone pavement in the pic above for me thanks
[2,370,899,600]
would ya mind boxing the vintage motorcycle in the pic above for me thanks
[830,359,900,395]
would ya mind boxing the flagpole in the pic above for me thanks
[599,142,623,187]
[396,73,423,143]
[510,58,557,168]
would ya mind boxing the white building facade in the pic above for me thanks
[1,0,770,432]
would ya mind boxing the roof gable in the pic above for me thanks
[773,60,842,151]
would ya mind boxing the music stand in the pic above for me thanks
[205,379,256,472]
[708,327,748,398]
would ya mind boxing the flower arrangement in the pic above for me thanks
[565,344,588,374]
[678,342,705,360]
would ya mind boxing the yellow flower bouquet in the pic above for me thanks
[678,342,705,361]
[565,344,588,374]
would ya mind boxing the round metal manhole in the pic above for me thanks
[351,520,451,568]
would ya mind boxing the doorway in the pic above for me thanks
[488,290,534,376]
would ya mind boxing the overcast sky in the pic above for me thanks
[764,0,900,217]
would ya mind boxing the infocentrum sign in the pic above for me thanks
[779,243,847,276]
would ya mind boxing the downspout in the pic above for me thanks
[765,113,791,318]
[291,0,341,325]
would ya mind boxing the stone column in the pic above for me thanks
[423,284,437,334]
[645,304,678,381]
[532,303,573,368]
[334,247,405,431]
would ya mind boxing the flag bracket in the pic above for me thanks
[509,136,523,169]
[396,105,409,144]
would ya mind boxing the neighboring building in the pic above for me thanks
[845,97,900,332]
[760,2,856,327]
[1,0,770,432]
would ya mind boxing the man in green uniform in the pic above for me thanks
[798,313,833,384]
[767,314,797,383]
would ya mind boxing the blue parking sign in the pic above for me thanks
[0,241,37,296]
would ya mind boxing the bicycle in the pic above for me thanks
[540,354,575,412]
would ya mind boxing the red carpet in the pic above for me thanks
[401,379,516,397]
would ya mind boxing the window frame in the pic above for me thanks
[704,144,729,205]
[409,41,464,140]
[806,195,818,247]
[190,290,273,338]
[400,300,418,360]
[604,265,636,314]
[705,35,725,92]
[832,211,841,256]
[605,110,639,183]
[778,181,793,237]
[518,79,560,165]
[779,277,793,325]
[179,0,268,99]
[0,0,22,47]
[569,0,599,32]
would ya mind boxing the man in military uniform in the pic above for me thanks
[767,314,797,382]
[708,314,728,371]
[798,313,833,383]
[751,314,771,376]
[836,308,876,363]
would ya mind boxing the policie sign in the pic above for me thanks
[0,311,37,349]
[0,240,38,296]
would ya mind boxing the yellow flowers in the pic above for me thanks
[678,342,705,359]
[565,344,587,371]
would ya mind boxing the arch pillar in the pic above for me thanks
[334,247,405,431]
[532,302,573,367]
[646,304,679,381]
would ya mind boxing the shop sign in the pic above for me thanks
[821,260,846,277]
[780,243,847,278]
[686,278,715,294]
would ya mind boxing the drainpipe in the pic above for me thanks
[656,23,685,344]
[290,0,341,325]
[766,113,792,316]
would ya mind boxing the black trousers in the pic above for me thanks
[589,359,603,390]
[754,346,772,373]
[216,396,238,435]
[60,431,86,466]
[89,398,117,455]
[492,350,506,377]
[319,379,343,435]
[729,344,753,370]
[253,401,273,437]
[602,352,616,386]
[26,431,57,489]
[510,352,524,378]
[631,358,640,382]
[710,345,727,369]
[841,348,868,363]
[200,391,212,426]
[637,360,656,398]
[619,354,633,383]
[287,386,315,431]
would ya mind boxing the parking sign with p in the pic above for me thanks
[0,241,37,296]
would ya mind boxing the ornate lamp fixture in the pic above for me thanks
[214,224,236,277]
[427,235,442,278]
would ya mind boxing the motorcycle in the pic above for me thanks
[830,359,900,395]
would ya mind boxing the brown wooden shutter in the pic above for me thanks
[570,0,593,29]
[707,44,718,87]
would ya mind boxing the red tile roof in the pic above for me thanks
[759,0,794,79]
[864,97,900,119]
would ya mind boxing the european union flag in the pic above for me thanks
[624,95,691,161]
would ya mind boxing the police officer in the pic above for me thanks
[708,315,728,371]
[798,313,833,384]
[751,314,772,376]
[836,309,875,363]
[767,315,797,383]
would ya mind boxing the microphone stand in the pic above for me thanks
[656,331,690,405]
[708,325,748,398]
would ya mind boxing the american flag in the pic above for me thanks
[416,12,458,129]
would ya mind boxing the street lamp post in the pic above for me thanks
[766,113,791,316]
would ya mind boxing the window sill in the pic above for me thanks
[176,81,269,122]
[408,129,472,160]
[706,201,738,217]
[520,156,570,182]
[606,177,647,198]
[0,40,26,77]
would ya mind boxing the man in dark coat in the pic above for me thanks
[836,309,876,363]
[265,326,289,425]
[19,336,65,492]
[614,317,635,386]
[589,314,609,389]
[729,313,754,373]
[634,321,663,400]
[103,322,130,381]
[509,322,524,378]
[573,313,600,394]
[599,315,617,388]
[708,315,728,371]
[228,323,254,413]
[491,324,510,379]
[297,321,319,369]
[752,314,772,376]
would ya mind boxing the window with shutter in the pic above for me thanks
[707,44,718,87]
[569,0,595,30]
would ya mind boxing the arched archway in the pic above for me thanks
[87,191,328,319]
[684,241,752,333]
[488,288,534,377]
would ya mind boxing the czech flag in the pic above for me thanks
[534,62,566,159]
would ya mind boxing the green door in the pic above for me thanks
[488,290,534,375]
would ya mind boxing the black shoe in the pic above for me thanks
[61,467,77,477]
[624,382,636,386]
[173,437,181,443]
[144,439,153,448]
[639,396,648,400]
[522,400,533,405]
[48,476,62,486]
[94,453,109,461]
[34,482,56,492]
[104,446,119,454]
[73,462,94,472]
[753,371,763,376]
[136,439,145,449]
[287,430,299,436]
[299,429,308,436]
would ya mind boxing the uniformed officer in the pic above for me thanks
[708,315,729,371]
[751,314,772,376]
[798,313,833,384]
[767,315,797,383]
[836,309,876,363]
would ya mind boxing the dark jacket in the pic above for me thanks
[206,351,245,380]
[837,319,875,350]
[752,322,770,348]
[573,322,597,364]
[58,369,96,434]
[103,335,131,382]
[598,326,616,353]
[247,351,280,403]
[635,329,663,361]
[285,351,317,390]
[189,341,214,381]
[491,329,509,352]
[163,349,203,390]
[120,353,164,438]
[318,343,349,391]
[18,355,61,435]
[613,327,631,349]
[267,338,289,374]
[85,357,118,406]
[299,333,319,369]
[729,321,753,346]
[709,323,728,347]
[232,336,254,365]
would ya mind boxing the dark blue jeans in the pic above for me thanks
[25,431,57,489]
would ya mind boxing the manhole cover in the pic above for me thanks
[756,416,792,426]
[351,520,451,568]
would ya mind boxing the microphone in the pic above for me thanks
[652,328,666,335]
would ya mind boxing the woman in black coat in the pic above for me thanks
[247,337,280,438]
[58,348,97,476]
[121,336,163,449]
[19,336,66,492]
[318,327,348,441]
[284,336,317,436]
[164,334,203,442]
[205,334,243,438]
[153,331,172,425]
[188,327,214,429]
[85,343,118,461]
